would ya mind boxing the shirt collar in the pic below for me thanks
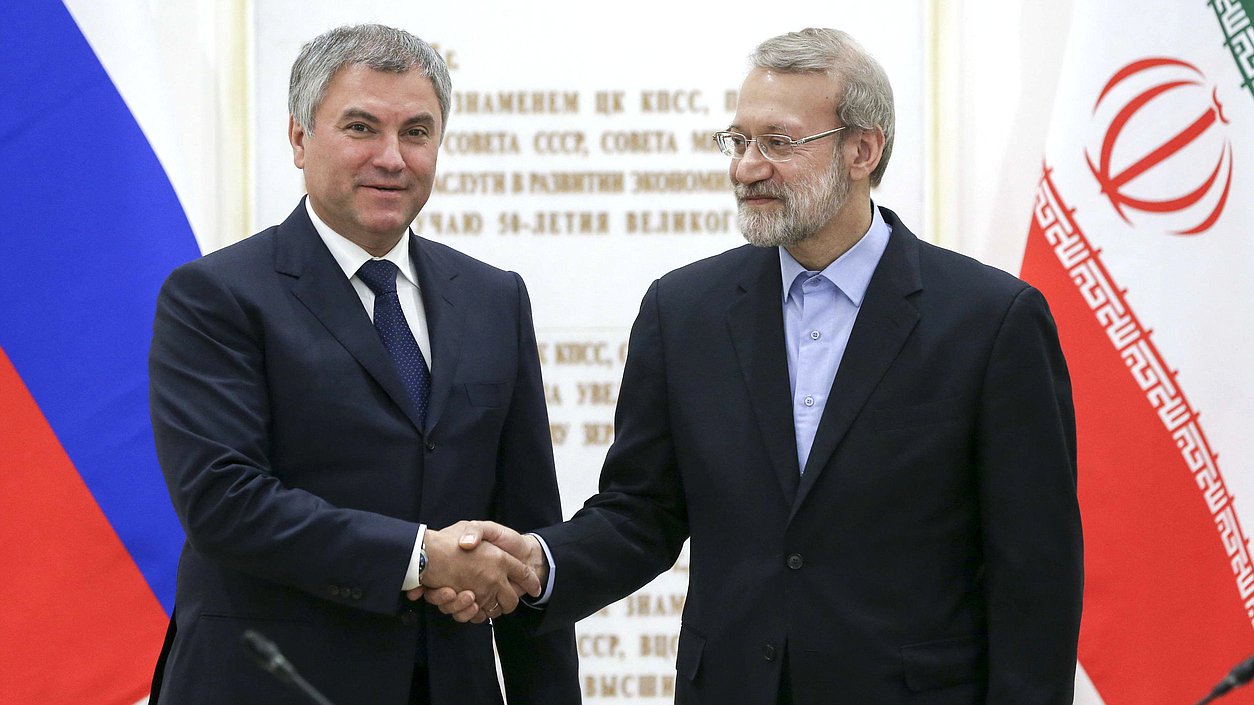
[305,197,420,289]
[779,199,891,307]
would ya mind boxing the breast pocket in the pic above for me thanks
[464,381,508,408]
[874,396,970,432]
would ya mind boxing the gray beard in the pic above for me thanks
[734,162,850,248]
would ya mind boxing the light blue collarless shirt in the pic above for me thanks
[781,202,892,474]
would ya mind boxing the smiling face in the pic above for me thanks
[290,64,441,255]
[729,68,852,248]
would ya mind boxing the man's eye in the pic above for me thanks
[762,136,793,150]
[346,123,370,133]
[407,128,429,138]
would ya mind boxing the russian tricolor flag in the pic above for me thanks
[1,2,201,701]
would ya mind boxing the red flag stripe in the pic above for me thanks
[1021,166,1254,705]
[0,347,169,704]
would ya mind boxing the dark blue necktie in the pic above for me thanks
[356,259,431,427]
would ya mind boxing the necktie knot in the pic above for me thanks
[357,259,399,296]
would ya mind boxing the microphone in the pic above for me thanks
[241,629,337,705]
[1195,653,1254,705]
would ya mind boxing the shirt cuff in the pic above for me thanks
[401,524,427,591]
[523,532,556,606]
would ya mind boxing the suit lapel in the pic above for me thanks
[276,202,426,434]
[727,250,802,504]
[792,212,923,519]
[411,236,461,435]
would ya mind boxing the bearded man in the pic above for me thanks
[434,27,1083,705]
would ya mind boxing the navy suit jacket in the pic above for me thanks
[148,201,578,705]
[537,206,1083,704]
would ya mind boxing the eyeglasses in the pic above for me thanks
[712,127,846,163]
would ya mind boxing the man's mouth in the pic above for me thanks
[735,185,785,206]
[738,192,783,207]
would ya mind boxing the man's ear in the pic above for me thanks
[846,125,886,182]
[289,115,307,169]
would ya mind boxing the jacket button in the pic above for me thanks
[786,553,804,570]
[401,611,419,626]
[350,588,363,600]
[425,440,436,451]
[328,585,340,596]
[763,644,777,661]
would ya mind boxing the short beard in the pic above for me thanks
[734,160,850,248]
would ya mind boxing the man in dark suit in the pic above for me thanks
[437,27,1083,704]
[147,24,578,705]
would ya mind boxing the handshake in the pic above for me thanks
[407,521,545,624]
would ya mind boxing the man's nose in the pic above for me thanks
[372,135,405,171]
[731,144,773,184]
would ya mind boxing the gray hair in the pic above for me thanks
[752,28,895,187]
[289,24,451,136]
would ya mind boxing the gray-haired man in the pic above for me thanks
[437,27,1083,705]
[148,24,577,705]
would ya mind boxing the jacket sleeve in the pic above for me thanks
[976,285,1083,704]
[149,262,418,616]
[535,280,691,628]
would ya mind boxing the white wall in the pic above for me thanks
[949,0,1075,272]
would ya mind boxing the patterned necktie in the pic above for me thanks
[356,259,431,427]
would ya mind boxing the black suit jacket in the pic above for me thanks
[148,201,578,705]
[537,206,1082,704]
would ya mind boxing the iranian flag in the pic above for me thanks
[1019,2,1254,704]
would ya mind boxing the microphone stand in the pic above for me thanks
[241,629,337,705]
[1194,653,1254,705]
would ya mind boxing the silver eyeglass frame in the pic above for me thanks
[712,126,847,162]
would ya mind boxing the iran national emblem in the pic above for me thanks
[1085,57,1233,235]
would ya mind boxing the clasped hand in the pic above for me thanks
[406,521,547,623]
